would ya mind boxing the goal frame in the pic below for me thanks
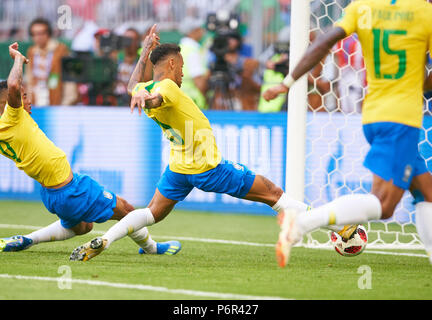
[285,0,425,251]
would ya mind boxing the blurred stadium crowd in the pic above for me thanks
[0,0,430,113]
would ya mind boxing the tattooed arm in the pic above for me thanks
[7,42,29,108]
[127,24,160,95]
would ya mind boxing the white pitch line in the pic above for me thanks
[0,273,289,300]
[357,250,428,258]
[300,244,429,258]
[0,224,41,231]
[0,223,428,258]
[153,235,275,247]
[0,223,274,247]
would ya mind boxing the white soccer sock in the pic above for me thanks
[103,208,155,248]
[297,194,382,234]
[25,220,76,244]
[128,227,157,254]
[272,193,310,213]
[415,202,432,263]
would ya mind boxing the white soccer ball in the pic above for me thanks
[330,225,368,257]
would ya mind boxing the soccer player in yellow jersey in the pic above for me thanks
[0,42,181,257]
[263,0,432,266]
[71,27,323,262]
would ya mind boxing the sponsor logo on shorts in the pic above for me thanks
[103,191,113,200]
[402,165,413,183]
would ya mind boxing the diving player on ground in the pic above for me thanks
[70,27,356,262]
[0,42,180,257]
[263,0,432,266]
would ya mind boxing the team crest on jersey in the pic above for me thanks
[103,191,113,200]
[233,163,244,171]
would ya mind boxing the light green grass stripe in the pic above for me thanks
[0,274,290,300]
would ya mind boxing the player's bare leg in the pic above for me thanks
[244,174,309,221]
[243,175,284,206]
[147,189,178,223]
[370,175,405,219]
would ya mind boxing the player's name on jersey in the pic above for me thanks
[372,8,414,22]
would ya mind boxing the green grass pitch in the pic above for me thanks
[0,200,431,300]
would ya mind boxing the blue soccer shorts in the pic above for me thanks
[156,159,256,201]
[40,173,117,229]
[362,122,428,190]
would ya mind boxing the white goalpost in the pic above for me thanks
[285,0,310,201]
[286,0,427,251]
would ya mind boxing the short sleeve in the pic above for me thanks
[131,81,155,97]
[334,1,358,36]
[154,79,180,106]
[1,103,24,123]
[429,10,432,57]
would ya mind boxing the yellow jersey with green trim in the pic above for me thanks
[335,0,432,128]
[0,103,71,187]
[133,79,222,174]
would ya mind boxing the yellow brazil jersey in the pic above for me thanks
[0,103,71,187]
[133,79,222,174]
[335,0,432,128]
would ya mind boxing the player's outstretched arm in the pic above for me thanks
[7,42,29,108]
[290,27,346,83]
[130,89,163,115]
[262,27,346,102]
[127,24,160,96]
[144,93,163,109]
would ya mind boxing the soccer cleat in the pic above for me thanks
[69,237,107,261]
[0,235,33,252]
[275,209,302,268]
[138,241,182,255]
[337,224,359,241]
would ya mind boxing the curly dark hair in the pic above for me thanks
[149,43,181,65]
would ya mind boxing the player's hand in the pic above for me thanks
[130,89,159,115]
[262,84,289,101]
[9,42,29,64]
[141,24,160,56]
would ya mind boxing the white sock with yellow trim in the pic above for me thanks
[26,220,75,244]
[128,227,157,254]
[296,194,382,234]
[414,202,432,264]
[103,208,155,249]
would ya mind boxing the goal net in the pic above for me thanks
[293,0,432,250]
